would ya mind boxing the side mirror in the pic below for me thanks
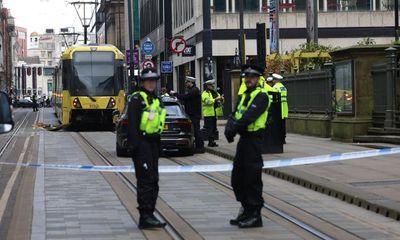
[0,91,14,134]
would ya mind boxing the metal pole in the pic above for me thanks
[396,0,399,42]
[84,25,88,44]
[239,0,245,64]
[306,0,318,44]
[385,47,397,128]
[127,0,135,92]
[203,0,213,82]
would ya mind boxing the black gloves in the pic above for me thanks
[224,116,236,143]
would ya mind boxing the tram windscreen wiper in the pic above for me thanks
[86,95,97,102]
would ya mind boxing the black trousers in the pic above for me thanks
[132,139,160,217]
[190,116,204,149]
[231,134,264,213]
[32,102,38,112]
[282,118,287,143]
[204,116,217,143]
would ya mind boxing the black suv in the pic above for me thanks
[115,96,194,157]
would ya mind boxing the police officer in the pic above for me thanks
[272,73,288,144]
[225,65,269,228]
[171,76,205,153]
[127,68,167,229]
[202,80,223,147]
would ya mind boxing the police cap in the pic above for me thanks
[266,77,273,82]
[205,79,216,85]
[272,73,283,80]
[185,76,196,83]
[241,64,264,77]
[141,68,160,81]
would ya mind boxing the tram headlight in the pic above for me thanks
[73,98,82,108]
[107,98,116,108]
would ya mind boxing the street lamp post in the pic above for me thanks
[395,0,399,42]
[239,0,245,65]
[127,0,135,92]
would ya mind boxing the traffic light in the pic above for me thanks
[256,23,267,70]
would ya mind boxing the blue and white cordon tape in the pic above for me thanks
[1,147,400,173]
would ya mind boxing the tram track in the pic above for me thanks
[81,131,363,240]
[0,110,31,159]
[74,132,203,240]
[166,155,363,240]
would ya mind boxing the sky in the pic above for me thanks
[3,0,94,35]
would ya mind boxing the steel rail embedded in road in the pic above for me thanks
[167,156,344,240]
[0,111,31,158]
[76,133,195,240]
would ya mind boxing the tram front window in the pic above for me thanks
[72,51,117,96]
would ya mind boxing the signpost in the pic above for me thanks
[142,60,156,69]
[170,36,187,54]
[161,61,173,73]
[182,45,196,57]
[142,38,155,54]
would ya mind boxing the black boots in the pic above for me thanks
[230,208,263,228]
[238,213,262,228]
[229,207,246,225]
[138,215,167,229]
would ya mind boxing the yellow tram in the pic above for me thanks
[53,44,125,127]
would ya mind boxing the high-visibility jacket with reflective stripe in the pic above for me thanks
[273,82,288,119]
[202,90,216,117]
[133,91,167,134]
[234,87,269,132]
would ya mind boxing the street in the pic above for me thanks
[0,107,399,240]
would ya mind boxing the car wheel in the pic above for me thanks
[116,143,129,157]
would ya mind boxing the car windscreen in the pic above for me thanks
[164,103,185,117]
[72,51,116,96]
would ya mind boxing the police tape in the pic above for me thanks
[0,147,400,173]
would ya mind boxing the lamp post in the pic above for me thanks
[395,0,399,42]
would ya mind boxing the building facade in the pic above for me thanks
[137,0,396,99]
[95,0,126,52]
[0,5,16,93]
[15,26,27,58]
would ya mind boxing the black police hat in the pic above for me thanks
[241,64,264,77]
[141,68,160,81]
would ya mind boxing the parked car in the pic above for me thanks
[115,96,194,157]
[14,98,33,108]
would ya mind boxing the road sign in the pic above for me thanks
[144,54,153,60]
[126,48,140,65]
[170,36,187,54]
[142,60,155,69]
[142,39,155,54]
[182,45,196,57]
[161,61,173,73]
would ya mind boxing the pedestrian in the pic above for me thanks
[202,79,223,147]
[170,76,205,153]
[31,94,38,112]
[225,64,270,228]
[46,98,51,107]
[271,73,288,144]
[127,68,167,229]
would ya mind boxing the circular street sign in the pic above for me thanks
[142,60,155,69]
[170,36,187,54]
[142,41,155,54]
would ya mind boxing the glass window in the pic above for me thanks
[164,103,184,117]
[214,0,226,12]
[335,60,353,113]
[44,67,54,76]
[235,0,259,12]
[292,0,306,11]
[72,52,117,96]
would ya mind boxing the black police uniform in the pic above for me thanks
[175,85,204,151]
[127,71,166,229]
[225,65,269,228]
